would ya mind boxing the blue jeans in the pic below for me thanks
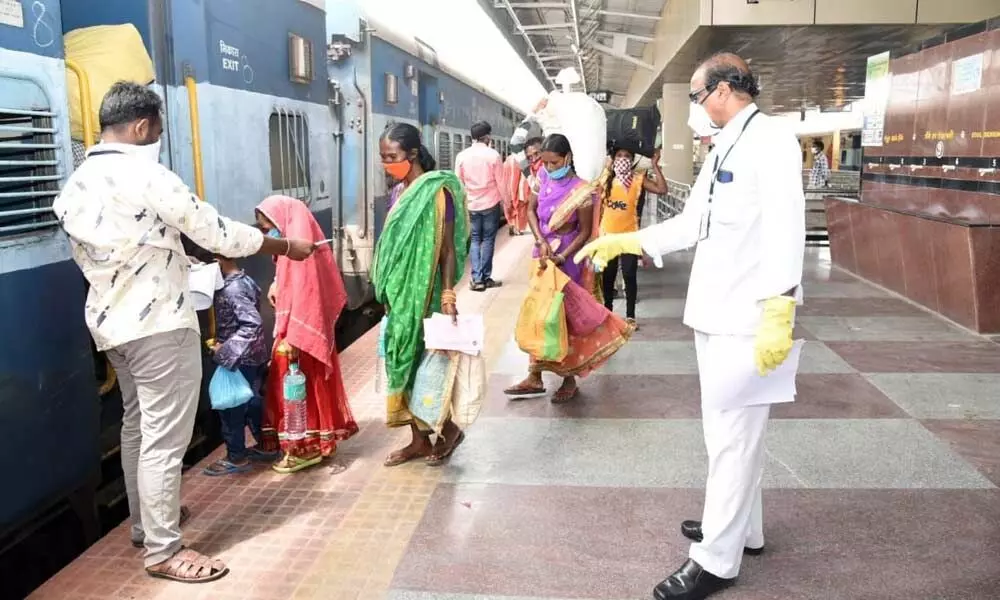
[218,365,265,462]
[470,204,501,283]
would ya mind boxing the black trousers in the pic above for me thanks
[601,253,639,319]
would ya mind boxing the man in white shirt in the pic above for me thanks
[576,53,805,600]
[54,81,316,583]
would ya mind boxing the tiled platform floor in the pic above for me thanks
[30,238,1000,600]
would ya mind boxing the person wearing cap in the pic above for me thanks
[576,53,806,600]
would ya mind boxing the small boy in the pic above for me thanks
[203,255,277,475]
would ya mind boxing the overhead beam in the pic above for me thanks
[592,9,660,21]
[500,2,568,8]
[519,22,575,30]
[594,30,654,43]
[539,54,580,62]
[567,0,587,92]
[590,42,655,70]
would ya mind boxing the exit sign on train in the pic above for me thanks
[588,90,611,103]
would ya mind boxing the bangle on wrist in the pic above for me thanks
[284,239,291,256]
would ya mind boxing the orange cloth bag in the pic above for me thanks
[515,261,571,361]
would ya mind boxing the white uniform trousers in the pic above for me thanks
[688,331,780,579]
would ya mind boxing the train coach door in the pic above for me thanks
[417,73,439,159]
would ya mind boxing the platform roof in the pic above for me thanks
[482,0,958,112]
[482,0,665,106]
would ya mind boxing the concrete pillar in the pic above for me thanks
[831,130,842,170]
[660,83,694,185]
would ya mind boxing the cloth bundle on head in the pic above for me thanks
[535,69,607,183]
[256,195,347,378]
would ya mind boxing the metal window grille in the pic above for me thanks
[268,110,311,202]
[452,133,462,165]
[436,131,451,170]
[0,104,61,238]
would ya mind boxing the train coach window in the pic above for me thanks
[288,33,314,84]
[436,132,451,170]
[268,110,311,202]
[465,135,472,149]
[0,105,61,238]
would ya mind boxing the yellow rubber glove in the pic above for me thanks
[754,296,796,375]
[574,232,643,271]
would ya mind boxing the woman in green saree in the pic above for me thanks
[372,123,471,467]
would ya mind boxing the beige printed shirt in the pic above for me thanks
[54,143,264,351]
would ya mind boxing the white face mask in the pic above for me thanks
[687,102,720,138]
[811,147,820,155]
[135,139,162,163]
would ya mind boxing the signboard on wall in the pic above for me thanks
[588,90,611,103]
[861,51,890,147]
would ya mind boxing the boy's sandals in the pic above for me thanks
[249,447,281,462]
[202,459,252,477]
[146,546,229,583]
[271,453,322,474]
[132,506,191,548]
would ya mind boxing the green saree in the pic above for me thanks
[371,170,470,427]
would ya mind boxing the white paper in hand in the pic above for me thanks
[423,313,485,356]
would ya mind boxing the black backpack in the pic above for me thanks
[606,106,660,158]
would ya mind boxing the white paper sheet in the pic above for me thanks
[700,338,806,410]
[423,313,484,356]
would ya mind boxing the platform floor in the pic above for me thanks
[30,234,1000,600]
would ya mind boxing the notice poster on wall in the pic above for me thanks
[0,0,23,28]
[952,53,984,95]
[861,51,891,147]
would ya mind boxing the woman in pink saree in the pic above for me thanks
[503,134,634,403]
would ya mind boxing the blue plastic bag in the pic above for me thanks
[209,367,253,410]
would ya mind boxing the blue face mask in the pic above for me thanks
[547,163,570,180]
[267,228,281,238]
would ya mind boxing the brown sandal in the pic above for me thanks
[132,505,191,548]
[551,383,579,404]
[504,380,545,396]
[384,443,432,467]
[426,431,466,466]
[146,546,229,583]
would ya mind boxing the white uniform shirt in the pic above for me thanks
[639,103,805,336]
[54,143,264,351]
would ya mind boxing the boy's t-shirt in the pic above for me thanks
[213,270,269,369]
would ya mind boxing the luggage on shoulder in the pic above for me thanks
[606,106,661,158]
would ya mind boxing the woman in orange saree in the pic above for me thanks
[503,134,634,403]
[255,195,358,474]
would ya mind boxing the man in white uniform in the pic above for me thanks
[576,53,805,600]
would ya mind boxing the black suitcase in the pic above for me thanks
[606,105,660,158]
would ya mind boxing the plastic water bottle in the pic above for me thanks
[283,363,307,441]
[375,317,387,394]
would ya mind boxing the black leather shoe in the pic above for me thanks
[681,520,765,555]
[652,559,735,600]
